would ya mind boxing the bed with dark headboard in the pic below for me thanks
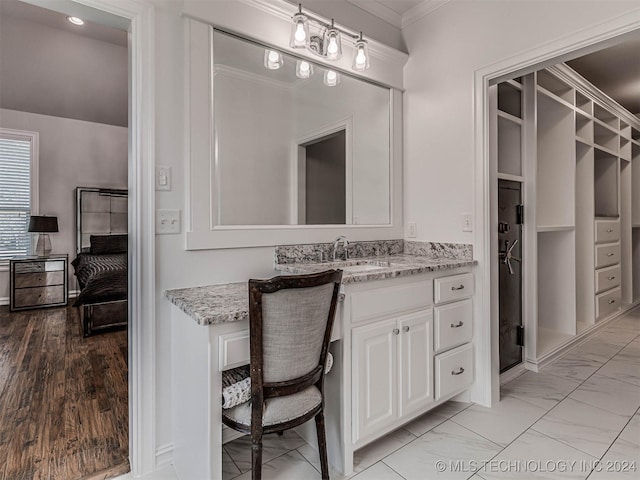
[72,187,128,336]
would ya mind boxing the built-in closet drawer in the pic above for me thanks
[434,273,474,305]
[595,265,621,294]
[351,280,433,324]
[434,299,472,353]
[595,243,620,269]
[595,220,620,244]
[596,287,621,319]
[435,343,473,400]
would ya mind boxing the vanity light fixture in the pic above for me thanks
[296,60,313,79]
[323,70,340,87]
[290,4,309,48]
[67,16,84,25]
[352,33,370,71]
[291,4,371,71]
[264,49,283,70]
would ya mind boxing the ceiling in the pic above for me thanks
[0,0,127,46]
[346,0,429,28]
[567,34,640,116]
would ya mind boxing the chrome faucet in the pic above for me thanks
[332,235,349,261]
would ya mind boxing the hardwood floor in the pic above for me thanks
[0,306,129,480]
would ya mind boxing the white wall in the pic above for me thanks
[403,0,640,244]
[0,108,128,298]
[151,0,640,460]
[0,14,128,127]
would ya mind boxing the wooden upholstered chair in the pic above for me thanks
[222,270,343,480]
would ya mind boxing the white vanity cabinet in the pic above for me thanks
[351,309,433,443]
[345,268,474,454]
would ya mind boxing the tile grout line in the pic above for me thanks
[584,406,640,479]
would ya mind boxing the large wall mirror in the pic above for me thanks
[212,29,391,226]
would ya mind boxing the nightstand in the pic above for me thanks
[10,254,68,311]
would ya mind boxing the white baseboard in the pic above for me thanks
[0,297,8,306]
[155,443,174,470]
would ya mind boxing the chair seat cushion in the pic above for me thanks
[221,353,333,410]
[222,385,322,427]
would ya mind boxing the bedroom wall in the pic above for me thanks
[0,108,128,299]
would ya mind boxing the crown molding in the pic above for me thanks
[345,0,402,28]
[214,64,294,91]
[401,0,451,29]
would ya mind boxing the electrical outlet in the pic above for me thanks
[462,213,473,232]
[156,209,181,234]
[155,166,171,191]
[407,222,417,238]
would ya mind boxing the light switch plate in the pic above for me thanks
[407,222,417,238]
[155,166,171,191]
[462,213,473,232]
[156,209,180,234]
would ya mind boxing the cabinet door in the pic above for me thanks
[352,318,398,443]
[398,310,434,417]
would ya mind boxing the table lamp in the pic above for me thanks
[28,215,58,257]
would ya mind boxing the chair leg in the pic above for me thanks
[315,411,330,480]
[251,438,263,480]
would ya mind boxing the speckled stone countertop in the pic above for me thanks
[165,254,476,326]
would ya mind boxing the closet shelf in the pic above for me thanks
[497,110,523,125]
[497,172,524,182]
[537,225,575,232]
[536,85,574,110]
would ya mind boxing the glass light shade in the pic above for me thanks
[352,38,370,71]
[323,70,340,87]
[296,60,314,79]
[324,28,342,60]
[290,13,309,48]
[264,49,283,70]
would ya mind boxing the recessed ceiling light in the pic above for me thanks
[67,16,84,26]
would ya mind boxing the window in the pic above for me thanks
[0,129,38,261]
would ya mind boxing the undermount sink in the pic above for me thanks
[336,261,391,273]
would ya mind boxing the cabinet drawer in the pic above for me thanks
[594,243,620,269]
[13,286,65,308]
[595,265,621,294]
[596,287,621,320]
[351,280,433,323]
[434,273,474,305]
[595,220,620,244]
[14,271,64,289]
[434,299,472,353]
[435,343,473,400]
[13,260,65,273]
[218,330,250,371]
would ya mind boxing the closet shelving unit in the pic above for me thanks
[498,65,640,370]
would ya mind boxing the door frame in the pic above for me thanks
[291,117,353,224]
[73,0,156,475]
[473,10,640,407]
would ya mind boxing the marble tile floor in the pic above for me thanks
[216,309,640,479]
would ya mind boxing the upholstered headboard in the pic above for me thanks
[76,187,128,254]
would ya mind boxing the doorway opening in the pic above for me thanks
[297,129,347,225]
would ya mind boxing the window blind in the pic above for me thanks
[0,135,32,260]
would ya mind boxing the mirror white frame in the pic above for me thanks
[182,0,408,250]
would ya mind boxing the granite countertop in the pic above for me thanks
[165,255,476,326]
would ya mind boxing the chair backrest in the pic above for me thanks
[248,270,342,400]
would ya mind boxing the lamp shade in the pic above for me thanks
[28,216,59,233]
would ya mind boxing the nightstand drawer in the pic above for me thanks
[13,286,65,308]
[14,271,65,289]
[13,259,65,273]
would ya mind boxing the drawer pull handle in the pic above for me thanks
[450,321,464,328]
[608,276,616,280]
[607,253,614,257]
[392,328,400,335]
[451,284,465,291]
[606,229,613,233]
[403,326,410,333]
[451,367,465,376]
[608,299,616,304]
